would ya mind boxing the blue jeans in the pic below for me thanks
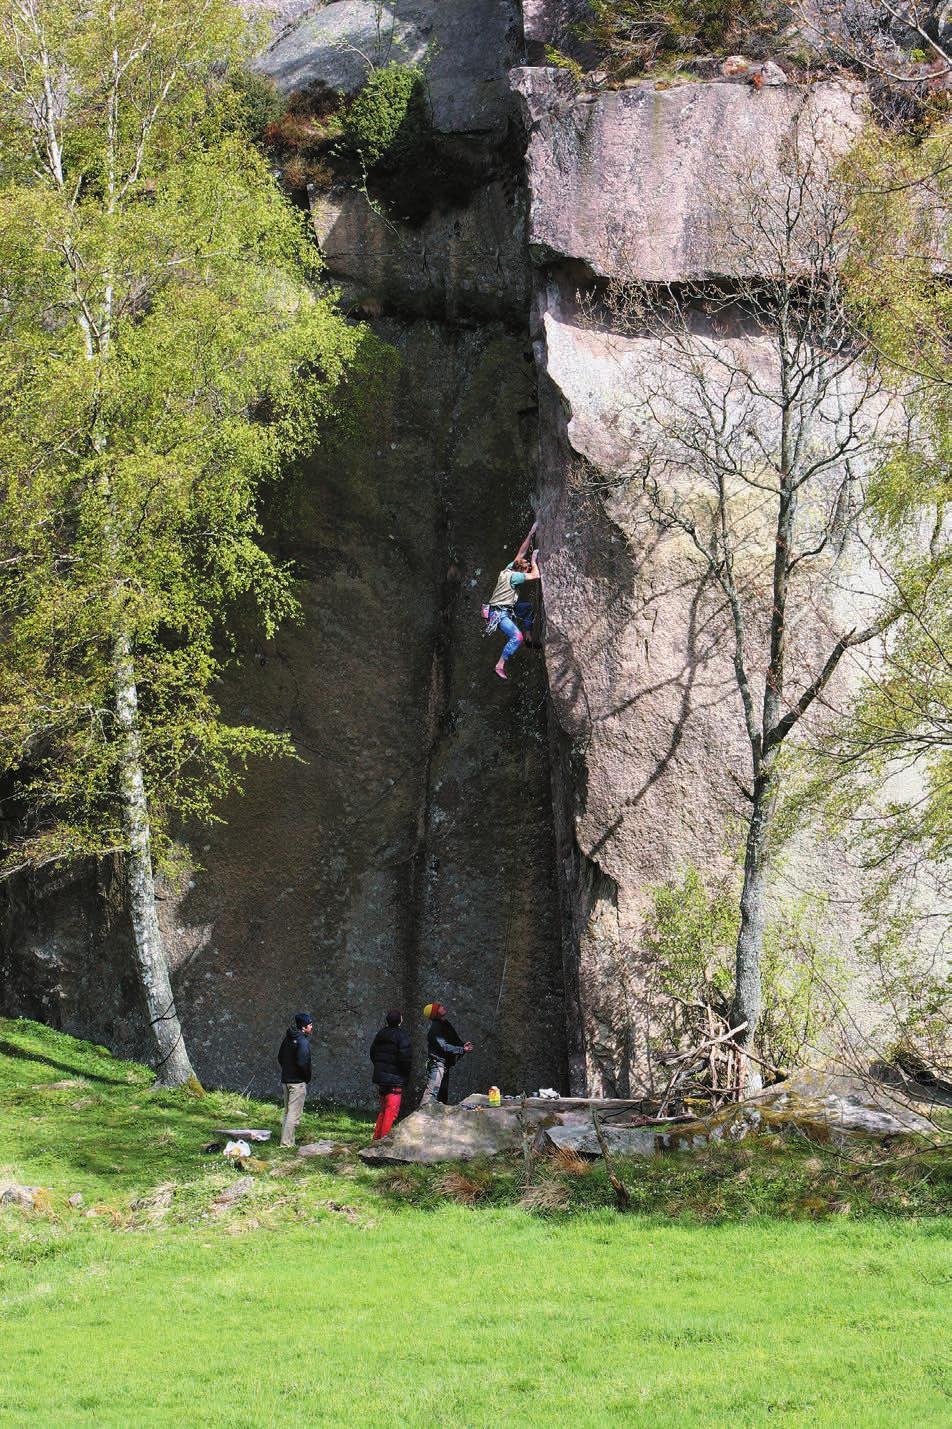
[498,601,534,662]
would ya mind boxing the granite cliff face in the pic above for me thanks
[1,2,880,1100]
[516,67,872,1093]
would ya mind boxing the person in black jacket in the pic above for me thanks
[369,1009,412,1140]
[421,1002,473,1106]
[277,1012,312,1148]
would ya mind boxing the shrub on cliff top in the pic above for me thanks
[580,0,789,79]
[342,61,429,171]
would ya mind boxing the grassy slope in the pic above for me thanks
[1,1018,950,1427]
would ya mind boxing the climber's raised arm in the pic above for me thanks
[514,520,538,563]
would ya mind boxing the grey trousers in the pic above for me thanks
[423,1059,450,1105]
[280,1082,306,1146]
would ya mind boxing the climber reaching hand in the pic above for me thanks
[482,521,542,681]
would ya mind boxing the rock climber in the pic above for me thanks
[369,1008,412,1140]
[421,1002,473,1106]
[482,520,542,680]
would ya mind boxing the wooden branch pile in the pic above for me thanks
[654,1011,784,1114]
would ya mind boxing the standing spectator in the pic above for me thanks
[277,1012,312,1148]
[421,1002,473,1106]
[369,1009,412,1141]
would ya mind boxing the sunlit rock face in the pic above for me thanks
[516,67,890,1095]
[258,0,521,137]
[512,69,865,280]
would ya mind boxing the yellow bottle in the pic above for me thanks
[488,1085,501,1106]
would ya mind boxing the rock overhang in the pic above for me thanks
[511,68,867,283]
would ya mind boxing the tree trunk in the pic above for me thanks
[731,765,777,1096]
[114,631,198,1088]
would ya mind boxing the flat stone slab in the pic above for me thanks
[212,1128,272,1142]
[297,1141,337,1157]
[366,1069,937,1165]
[546,1071,936,1156]
[544,1122,661,1157]
[359,1101,562,1164]
[459,1094,658,1118]
[543,1105,757,1157]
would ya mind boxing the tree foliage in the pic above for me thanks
[341,60,429,171]
[0,0,365,876]
[644,866,841,1077]
[0,0,370,1081]
[801,124,952,893]
[782,121,952,1075]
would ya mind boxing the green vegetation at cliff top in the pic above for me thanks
[2,1019,950,1425]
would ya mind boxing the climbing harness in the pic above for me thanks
[481,604,506,637]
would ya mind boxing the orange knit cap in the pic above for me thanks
[423,1002,446,1019]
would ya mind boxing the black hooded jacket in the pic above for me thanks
[369,1024,412,1089]
[278,1026,312,1084]
[426,1017,466,1068]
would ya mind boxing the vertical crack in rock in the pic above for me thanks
[398,400,460,1086]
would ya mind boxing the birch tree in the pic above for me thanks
[587,129,928,1087]
[0,0,364,1084]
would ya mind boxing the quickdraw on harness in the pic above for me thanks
[481,603,505,636]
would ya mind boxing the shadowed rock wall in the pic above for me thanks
[1,0,567,1105]
[171,319,564,1103]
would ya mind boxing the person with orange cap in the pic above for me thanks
[421,1002,473,1106]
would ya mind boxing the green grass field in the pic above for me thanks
[1,1018,950,1427]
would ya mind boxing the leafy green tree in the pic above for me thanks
[802,125,951,858]
[0,0,365,1084]
[796,122,952,1072]
[834,121,951,874]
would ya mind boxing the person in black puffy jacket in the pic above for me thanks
[370,1010,412,1140]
